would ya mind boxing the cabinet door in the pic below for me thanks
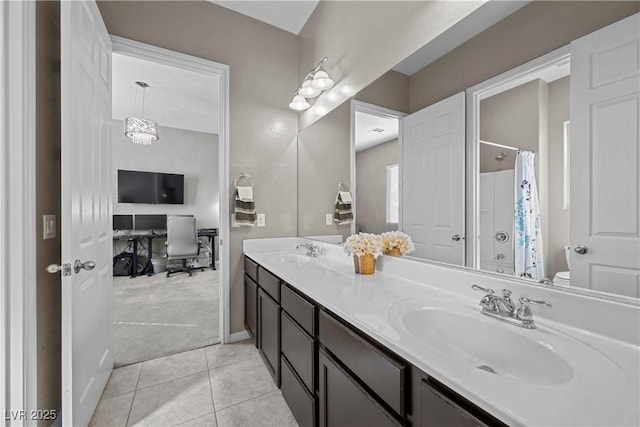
[244,275,258,342]
[318,349,401,427]
[420,380,492,427]
[258,288,280,386]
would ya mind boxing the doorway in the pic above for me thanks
[111,37,230,366]
[467,46,571,281]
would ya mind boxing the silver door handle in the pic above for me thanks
[494,231,509,243]
[452,234,463,242]
[74,259,96,273]
[574,245,588,255]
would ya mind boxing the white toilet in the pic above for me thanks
[553,245,571,285]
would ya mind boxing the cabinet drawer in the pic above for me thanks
[281,283,316,336]
[319,348,401,427]
[319,310,407,417]
[244,256,258,282]
[258,266,280,302]
[281,311,315,393]
[244,275,258,342]
[281,355,316,427]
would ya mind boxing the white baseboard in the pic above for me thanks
[228,330,250,343]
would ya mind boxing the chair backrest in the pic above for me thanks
[166,215,198,258]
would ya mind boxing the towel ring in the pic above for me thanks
[234,172,253,188]
[338,181,350,193]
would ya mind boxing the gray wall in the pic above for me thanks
[408,1,640,112]
[356,139,398,234]
[480,80,542,173]
[98,1,299,334]
[298,1,484,130]
[35,1,61,423]
[112,121,219,228]
[297,70,409,239]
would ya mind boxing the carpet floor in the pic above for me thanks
[113,269,220,367]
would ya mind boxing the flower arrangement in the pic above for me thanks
[381,231,415,256]
[344,233,384,258]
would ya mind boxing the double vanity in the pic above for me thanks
[243,237,640,426]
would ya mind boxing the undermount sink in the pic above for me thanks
[400,306,573,386]
[262,251,311,266]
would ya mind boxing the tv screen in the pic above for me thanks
[118,170,184,204]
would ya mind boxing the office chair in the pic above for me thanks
[166,215,204,277]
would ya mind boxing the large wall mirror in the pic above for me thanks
[297,1,640,301]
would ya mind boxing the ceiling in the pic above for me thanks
[355,111,399,153]
[112,53,219,134]
[211,1,319,34]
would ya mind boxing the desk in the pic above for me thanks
[113,228,218,277]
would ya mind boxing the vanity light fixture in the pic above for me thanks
[289,57,335,111]
[125,81,159,145]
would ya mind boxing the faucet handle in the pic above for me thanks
[519,297,552,308]
[501,289,512,298]
[471,284,495,294]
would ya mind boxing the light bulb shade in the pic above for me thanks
[289,95,310,111]
[298,79,321,98]
[310,69,334,90]
[125,116,159,145]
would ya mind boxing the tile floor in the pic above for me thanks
[90,340,298,427]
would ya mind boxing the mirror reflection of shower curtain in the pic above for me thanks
[514,150,545,280]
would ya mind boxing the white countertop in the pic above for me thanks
[244,237,640,427]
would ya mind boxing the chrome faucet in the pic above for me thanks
[471,284,551,329]
[296,243,320,257]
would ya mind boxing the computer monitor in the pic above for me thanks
[134,214,168,230]
[113,215,133,230]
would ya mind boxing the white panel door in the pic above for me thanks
[571,12,640,297]
[402,92,465,264]
[61,1,113,425]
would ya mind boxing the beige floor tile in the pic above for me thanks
[215,391,297,427]
[137,348,207,389]
[204,340,258,370]
[175,412,217,426]
[90,392,134,427]
[102,363,142,399]
[128,372,214,427]
[209,357,278,410]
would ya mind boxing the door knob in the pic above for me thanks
[494,231,509,243]
[74,259,96,273]
[574,245,588,255]
[452,234,463,242]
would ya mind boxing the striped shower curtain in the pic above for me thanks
[514,150,545,281]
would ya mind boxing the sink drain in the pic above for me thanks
[477,365,497,375]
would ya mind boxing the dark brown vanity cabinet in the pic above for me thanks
[244,275,258,340]
[243,256,507,427]
[319,348,402,427]
[257,287,280,386]
[280,283,318,427]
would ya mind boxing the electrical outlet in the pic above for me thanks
[257,213,266,227]
[43,215,56,239]
[326,213,333,225]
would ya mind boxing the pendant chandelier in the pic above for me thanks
[125,81,159,145]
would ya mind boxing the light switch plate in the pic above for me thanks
[257,213,265,227]
[43,214,56,239]
[326,213,333,225]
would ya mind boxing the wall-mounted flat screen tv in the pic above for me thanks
[118,170,184,204]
